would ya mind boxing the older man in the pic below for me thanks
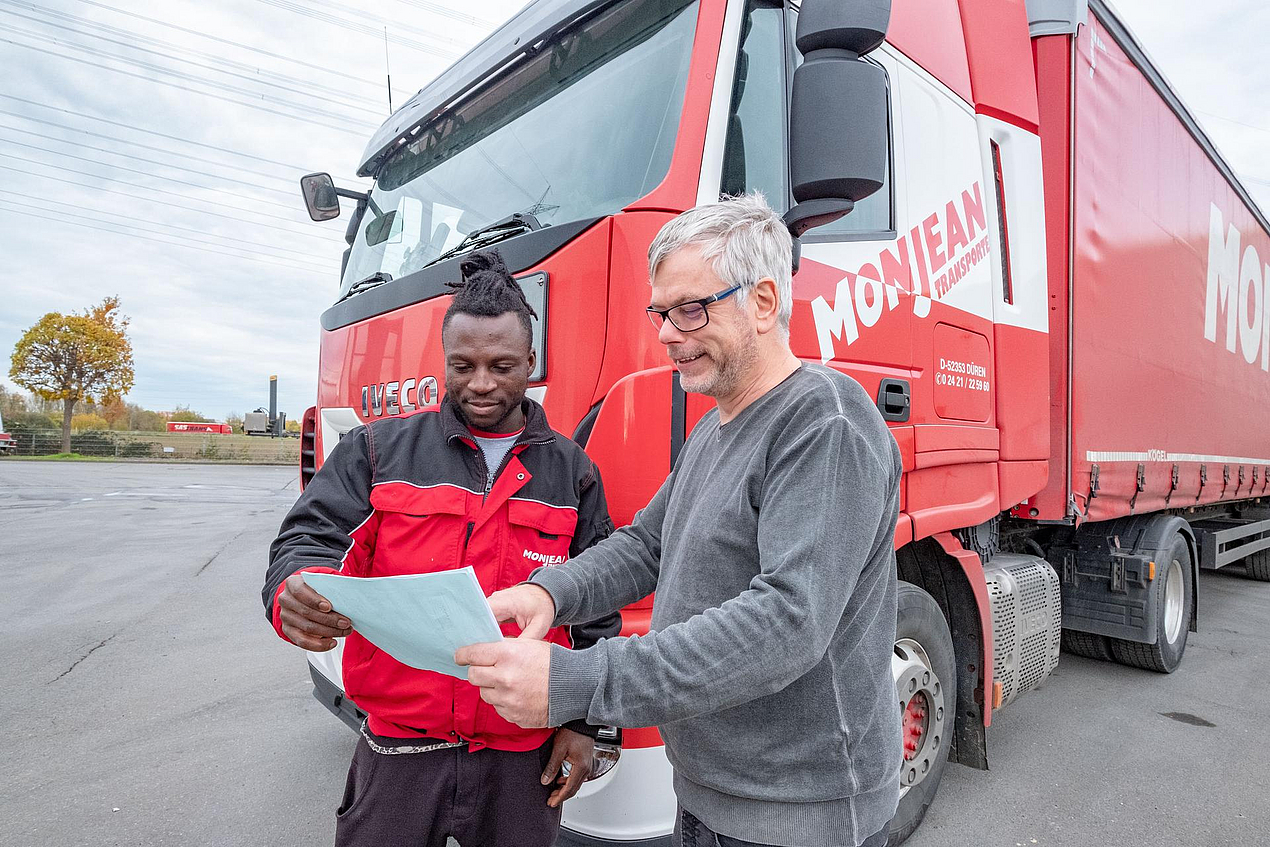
[459,195,902,847]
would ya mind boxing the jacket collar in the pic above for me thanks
[440,394,555,449]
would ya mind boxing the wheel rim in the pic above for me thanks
[893,638,947,799]
[1163,558,1185,644]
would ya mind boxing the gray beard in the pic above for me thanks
[680,329,760,399]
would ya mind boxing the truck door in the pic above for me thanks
[713,0,915,491]
[889,45,1002,536]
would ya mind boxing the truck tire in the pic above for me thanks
[1061,629,1113,661]
[1109,533,1193,673]
[887,582,957,846]
[1246,550,1270,582]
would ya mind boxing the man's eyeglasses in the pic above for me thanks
[646,284,742,332]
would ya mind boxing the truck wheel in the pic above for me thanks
[1061,629,1113,661]
[1109,534,1193,673]
[1246,550,1270,582]
[887,582,956,846]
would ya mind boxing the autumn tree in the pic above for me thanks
[9,297,135,453]
[101,394,129,430]
[169,404,213,423]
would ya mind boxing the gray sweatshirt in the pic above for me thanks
[532,364,902,847]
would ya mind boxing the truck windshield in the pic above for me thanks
[339,0,699,296]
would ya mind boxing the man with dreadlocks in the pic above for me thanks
[263,249,621,847]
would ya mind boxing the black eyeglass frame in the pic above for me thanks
[645,284,743,332]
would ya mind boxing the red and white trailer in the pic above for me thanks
[166,421,233,435]
[0,412,16,454]
[295,0,1270,842]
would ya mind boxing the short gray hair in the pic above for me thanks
[647,193,793,334]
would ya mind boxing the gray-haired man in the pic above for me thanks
[457,194,902,847]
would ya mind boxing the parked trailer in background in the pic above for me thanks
[166,421,232,435]
[0,412,15,454]
[292,0,1270,843]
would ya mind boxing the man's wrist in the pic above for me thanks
[529,565,583,626]
[547,642,606,727]
[559,719,601,740]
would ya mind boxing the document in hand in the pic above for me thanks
[302,567,503,680]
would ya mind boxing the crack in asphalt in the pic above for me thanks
[195,526,250,577]
[48,633,117,684]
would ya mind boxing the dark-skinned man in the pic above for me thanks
[262,249,621,847]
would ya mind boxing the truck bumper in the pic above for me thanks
[556,831,671,847]
[309,662,364,732]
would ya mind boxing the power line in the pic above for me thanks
[72,0,397,91]
[0,159,340,241]
[0,23,383,130]
[0,1,384,115]
[0,124,299,198]
[0,200,333,274]
[0,94,365,182]
[0,138,301,212]
[0,107,316,189]
[252,0,459,60]
[1195,109,1270,136]
[0,35,376,137]
[393,0,500,30]
[301,0,473,50]
[0,189,337,262]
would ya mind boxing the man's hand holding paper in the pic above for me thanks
[276,573,352,651]
[301,567,504,679]
[456,638,552,728]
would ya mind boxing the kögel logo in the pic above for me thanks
[362,376,439,417]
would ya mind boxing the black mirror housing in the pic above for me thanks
[790,59,888,204]
[300,172,341,222]
[795,0,890,57]
[786,0,891,236]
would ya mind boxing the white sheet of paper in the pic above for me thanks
[302,567,503,679]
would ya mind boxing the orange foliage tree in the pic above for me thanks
[9,297,135,453]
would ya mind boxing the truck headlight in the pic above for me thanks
[588,742,620,780]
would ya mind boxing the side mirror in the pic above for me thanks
[785,0,891,237]
[300,172,341,222]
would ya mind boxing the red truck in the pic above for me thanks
[166,421,233,435]
[295,0,1270,843]
[0,412,16,455]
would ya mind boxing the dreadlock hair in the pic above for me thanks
[441,249,538,349]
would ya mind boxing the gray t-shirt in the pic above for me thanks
[534,364,902,847]
[471,430,520,493]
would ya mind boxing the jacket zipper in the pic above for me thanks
[461,520,474,562]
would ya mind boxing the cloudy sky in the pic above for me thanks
[1,0,1266,421]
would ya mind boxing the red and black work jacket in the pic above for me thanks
[263,397,619,751]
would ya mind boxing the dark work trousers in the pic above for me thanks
[334,729,561,847]
[674,806,889,847]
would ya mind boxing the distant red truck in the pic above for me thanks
[0,412,15,454]
[166,421,232,435]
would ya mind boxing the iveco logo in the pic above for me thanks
[1021,611,1050,638]
[362,376,439,417]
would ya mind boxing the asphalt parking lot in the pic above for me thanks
[2,461,1267,846]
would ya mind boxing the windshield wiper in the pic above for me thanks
[425,212,544,270]
[338,271,393,302]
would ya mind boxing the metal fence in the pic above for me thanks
[5,429,301,464]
